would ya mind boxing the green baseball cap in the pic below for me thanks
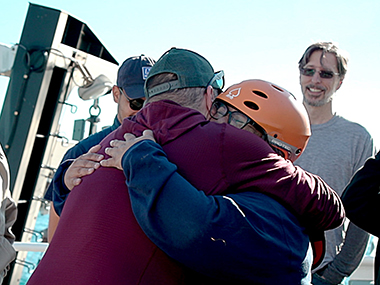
[144,48,224,98]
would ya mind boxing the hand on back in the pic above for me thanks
[101,129,156,170]
[64,144,103,190]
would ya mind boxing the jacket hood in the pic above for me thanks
[120,100,209,145]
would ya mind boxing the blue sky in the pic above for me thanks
[1,0,380,146]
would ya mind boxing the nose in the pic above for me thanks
[311,71,322,83]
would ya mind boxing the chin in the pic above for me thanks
[304,98,326,107]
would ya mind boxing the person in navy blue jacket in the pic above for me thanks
[120,135,314,284]
[99,79,344,284]
[44,55,155,241]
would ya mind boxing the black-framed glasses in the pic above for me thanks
[300,67,339,79]
[210,100,252,129]
[207,70,225,90]
[119,87,145,111]
[210,100,302,160]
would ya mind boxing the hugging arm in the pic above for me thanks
[119,138,311,283]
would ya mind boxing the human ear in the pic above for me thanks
[336,77,344,91]
[112,85,121,103]
[205,86,214,111]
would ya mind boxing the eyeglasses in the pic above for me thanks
[207,70,225,90]
[119,87,145,111]
[300,67,339,79]
[210,100,302,160]
[210,100,252,129]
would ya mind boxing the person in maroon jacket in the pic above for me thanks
[27,48,344,284]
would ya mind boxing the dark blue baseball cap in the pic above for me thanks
[117,55,155,99]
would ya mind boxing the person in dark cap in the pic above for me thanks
[98,79,345,284]
[28,48,342,284]
[44,55,155,241]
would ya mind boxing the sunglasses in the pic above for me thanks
[119,87,145,111]
[210,100,253,129]
[207,70,225,90]
[300,67,339,79]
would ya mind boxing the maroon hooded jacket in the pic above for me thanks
[28,100,343,284]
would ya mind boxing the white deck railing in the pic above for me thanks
[13,242,49,252]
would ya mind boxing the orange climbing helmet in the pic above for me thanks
[215,79,311,162]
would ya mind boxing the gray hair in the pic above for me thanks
[145,73,218,110]
[298,42,349,78]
